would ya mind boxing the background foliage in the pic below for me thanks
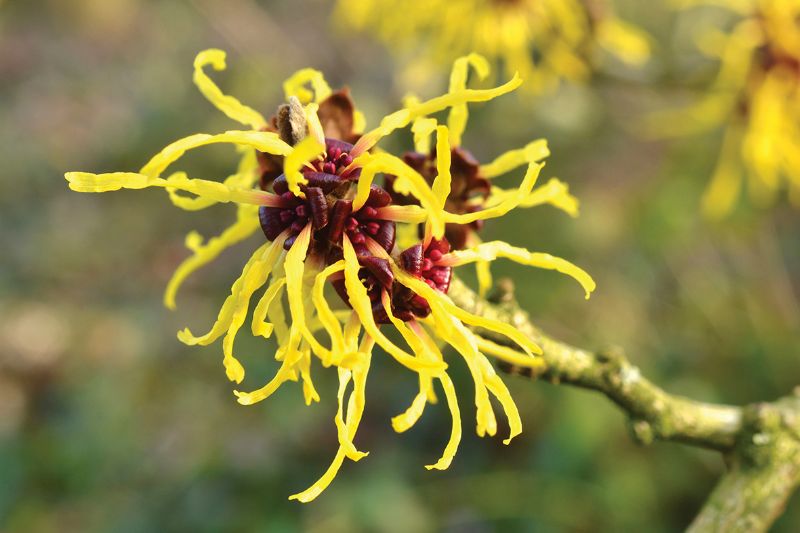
[1,0,798,531]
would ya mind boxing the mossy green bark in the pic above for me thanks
[447,276,800,532]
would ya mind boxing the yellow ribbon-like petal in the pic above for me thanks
[442,161,543,224]
[381,295,436,433]
[312,262,347,363]
[285,225,332,361]
[193,49,266,129]
[342,236,446,373]
[432,125,452,209]
[67,170,280,206]
[283,136,325,196]
[354,152,446,238]
[447,53,490,147]
[177,241,272,347]
[350,73,522,156]
[487,177,579,217]
[140,131,291,179]
[442,241,596,299]
[404,93,438,153]
[479,139,549,179]
[164,204,260,310]
[289,337,374,503]
[251,277,287,338]
[165,148,259,211]
[220,234,287,383]
[283,68,332,104]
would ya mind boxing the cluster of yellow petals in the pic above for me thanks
[335,0,650,94]
[648,0,800,217]
[65,49,595,501]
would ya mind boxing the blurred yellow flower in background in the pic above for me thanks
[335,0,651,94]
[65,50,593,501]
[650,0,800,218]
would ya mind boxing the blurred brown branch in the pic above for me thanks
[448,276,800,533]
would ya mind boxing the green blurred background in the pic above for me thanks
[1,1,798,531]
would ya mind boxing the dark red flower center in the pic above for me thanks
[386,146,490,249]
[257,137,453,325]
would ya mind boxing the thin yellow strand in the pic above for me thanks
[193,49,266,129]
[164,204,260,310]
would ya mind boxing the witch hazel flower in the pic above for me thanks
[65,49,595,502]
[335,0,651,95]
[387,53,585,295]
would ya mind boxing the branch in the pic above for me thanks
[448,276,800,532]
[688,396,800,532]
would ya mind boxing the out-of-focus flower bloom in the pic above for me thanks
[335,0,651,94]
[65,50,594,501]
[649,0,800,218]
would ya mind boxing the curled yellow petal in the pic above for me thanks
[334,368,363,459]
[305,103,326,145]
[351,73,522,156]
[267,258,291,345]
[283,68,332,104]
[425,371,462,470]
[284,136,325,196]
[289,337,373,503]
[71,170,278,206]
[140,131,291,179]
[439,312,496,438]
[289,449,347,503]
[164,204,260,310]
[381,296,435,433]
[355,152,445,238]
[480,139,550,178]
[479,357,522,445]
[474,335,545,371]
[299,349,321,405]
[312,261,347,361]
[374,205,428,223]
[447,53,490,147]
[410,73,522,121]
[442,162,542,224]
[432,125,452,209]
[166,149,259,211]
[406,94,438,154]
[476,259,493,298]
[442,241,596,298]
[251,277,287,338]
[285,224,332,361]
[342,236,446,373]
[177,241,272,347]
[234,346,304,405]
[193,49,266,129]
[221,234,287,383]
[487,177,579,217]
[391,267,542,357]
[351,162,379,212]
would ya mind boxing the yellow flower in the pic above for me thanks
[335,0,651,94]
[65,49,594,502]
[649,0,800,218]
[389,53,582,296]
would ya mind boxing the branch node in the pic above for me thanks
[595,345,626,366]
[488,277,516,304]
[630,419,655,445]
